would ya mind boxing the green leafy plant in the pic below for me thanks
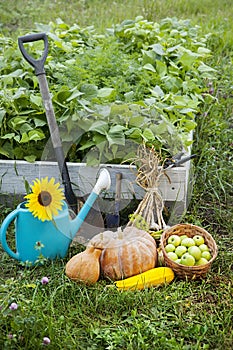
[0,17,216,164]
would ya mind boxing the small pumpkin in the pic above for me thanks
[65,246,102,284]
[89,226,158,281]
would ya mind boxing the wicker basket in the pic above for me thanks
[160,224,218,279]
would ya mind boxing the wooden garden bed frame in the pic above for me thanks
[0,156,193,222]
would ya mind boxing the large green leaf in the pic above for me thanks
[20,132,29,143]
[128,116,145,128]
[125,127,142,140]
[28,130,45,142]
[107,125,125,146]
[30,94,42,106]
[150,43,165,56]
[24,155,37,163]
[143,63,156,72]
[1,133,15,139]
[142,50,156,65]
[150,85,164,98]
[142,128,155,142]
[78,141,96,151]
[89,121,109,134]
[77,119,93,132]
[0,147,9,157]
[80,84,98,98]
[198,62,216,73]
[178,50,199,68]
[9,117,26,130]
[156,60,167,77]
[98,88,115,99]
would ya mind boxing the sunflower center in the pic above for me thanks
[38,191,52,207]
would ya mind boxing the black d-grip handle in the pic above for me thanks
[18,33,48,76]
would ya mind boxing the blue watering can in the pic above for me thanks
[0,169,111,264]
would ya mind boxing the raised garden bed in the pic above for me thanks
[1,17,214,223]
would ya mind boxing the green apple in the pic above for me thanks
[175,245,187,257]
[199,244,209,252]
[188,246,202,261]
[180,235,188,241]
[201,251,211,261]
[167,252,178,261]
[180,253,195,266]
[195,257,208,266]
[193,235,205,246]
[175,259,181,264]
[181,237,195,248]
[168,234,181,247]
[165,243,176,253]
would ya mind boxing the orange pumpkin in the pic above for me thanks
[89,227,158,281]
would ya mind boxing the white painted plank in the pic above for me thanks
[0,159,189,203]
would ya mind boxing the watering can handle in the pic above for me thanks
[18,33,48,76]
[0,209,20,260]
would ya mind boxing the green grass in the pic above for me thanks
[1,0,233,40]
[1,249,232,349]
[1,0,233,349]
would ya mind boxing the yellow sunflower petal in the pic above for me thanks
[24,177,65,221]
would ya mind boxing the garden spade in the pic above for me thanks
[18,32,105,234]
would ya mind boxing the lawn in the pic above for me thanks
[0,1,233,349]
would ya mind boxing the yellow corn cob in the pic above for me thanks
[115,267,175,291]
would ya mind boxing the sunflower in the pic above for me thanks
[25,177,65,222]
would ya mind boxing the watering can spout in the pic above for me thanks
[69,168,111,238]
